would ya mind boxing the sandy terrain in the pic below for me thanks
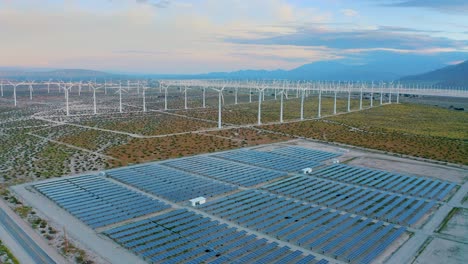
[413,238,467,264]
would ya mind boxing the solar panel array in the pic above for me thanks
[34,176,170,228]
[33,146,454,263]
[262,175,436,226]
[200,190,406,264]
[162,156,286,187]
[213,149,320,172]
[104,209,327,264]
[266,146,340,162]
[313,164,457,201]
[106,164,237,202]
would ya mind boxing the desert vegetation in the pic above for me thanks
[262,103,468,165]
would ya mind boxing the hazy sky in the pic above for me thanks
[1,0,467,74]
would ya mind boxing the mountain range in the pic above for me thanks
[1,52,466,83]
[400,60,468,86]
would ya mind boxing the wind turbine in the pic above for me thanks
[388,82,393,104]
[116,81,127,113]
[279,81,288,123]
[333,82,338,115]
[317,83,322,118]
[273,80,277,100]
[160,81,169,110]
[104,80,108,95]
[234,82,239,105]
[141,82,147,112]
[347,82,352,112]
[182,83,190,110]
[8,81,24,107]
[46,79,52,94]
[0,80,3,97]
[78,81,82,96]
[380,82,384,105]
[296,80,300,98]
[300,84,306,120]
[61,82,74,116]
[212,84,226,129]
[28,80,35,100]
[370,81,374,107]
[202,85,206,108]
[88,81,102,115]
[396,82,400,103]
[257,82,267,125]
[359,82,364,110]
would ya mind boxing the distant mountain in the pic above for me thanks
[0,69,114,81]
[185,51,467,81]
[1,51,466,82]
[400,60,468,86]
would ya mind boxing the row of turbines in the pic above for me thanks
[1,79,467,128]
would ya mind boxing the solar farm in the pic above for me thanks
[14,142,462,264]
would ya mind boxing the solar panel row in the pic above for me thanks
[104,209,326,264]
[262,175,436,226]
[266,146,340,162]
[213,149,320,172]
[313,164,456,201]
[106,164,237,202]
[200,190,405,263]
[162,155,286,187]
[34,176,170,229]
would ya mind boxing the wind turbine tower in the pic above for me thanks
[279,88,287,123]
[160,82,169,110]
[333,82,338,115]
[117,81,125,113]
[8,82,23,107]
[104,80,107,95]
[318,84,322,118]
[234,84,238,105]
[183,84,190,110]
[359,82,363,110]
[47,79,52,94]
[347,82,352,112]
[202,85,206,108]
[257,83,267,125]
[380,82,384,105]
[78,81,82,96]
[212,84,226,129]
[141,82,147,112]
[62,82,74,116]
[388,82,393,104]
[28,81,35,100]
[396,83,400,103]
[89,82,100,115]
[300,86,305,120]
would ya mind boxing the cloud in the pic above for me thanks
[227,26,468,52]
[0,1,338,73]
[381,0,468,13]
[340,9,359,17]
[136,0,170,8]
[0,0,466,74]
[378,26,441,33]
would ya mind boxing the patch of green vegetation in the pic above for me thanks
[0,240,20,264]
[13,206,32,218]
[327,103,468,140]
[263,103,468,165]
